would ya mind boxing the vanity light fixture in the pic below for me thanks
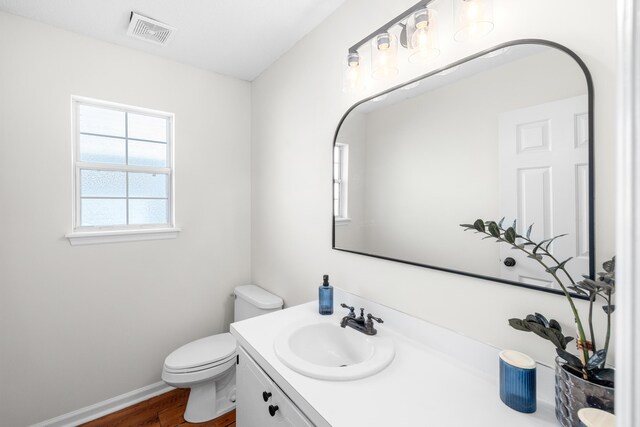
[407,8,440,64]
[371,32,399,80]
[342,0,494,92]
[343,52,365,92]
[453,0,494,42]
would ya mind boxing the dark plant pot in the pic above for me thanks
[555,357,614,427]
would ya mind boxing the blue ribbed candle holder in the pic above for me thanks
[499,350,537,413]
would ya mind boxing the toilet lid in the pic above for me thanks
[164,333,236,371]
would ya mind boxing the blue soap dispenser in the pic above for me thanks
[319,274,333,315]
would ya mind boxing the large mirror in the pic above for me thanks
[333,40,594,296]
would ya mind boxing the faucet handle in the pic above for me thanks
[340,303,355,317]
[367,313,384,324]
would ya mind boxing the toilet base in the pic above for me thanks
[184,381,217,423]
[179,366,236,423]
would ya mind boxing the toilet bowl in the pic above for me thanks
[161,285,283,423]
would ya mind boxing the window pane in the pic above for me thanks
[80,170,126,197]
[128,113,167,142]
[128,173,168,198]
[81,198,126,226]
[129,199,168,225]
[128,140,167,167]
[79,104,125,137]
[79,134,126,164]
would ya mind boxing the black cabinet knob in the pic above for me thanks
[268,404,279,417]
[262,391,272,402]
[504,257,516,267]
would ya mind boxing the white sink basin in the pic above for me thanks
[273,320,395,381]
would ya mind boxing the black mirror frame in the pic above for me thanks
[331,39,594,299]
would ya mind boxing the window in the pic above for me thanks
[67,97,178,245]
[333,143,349,222]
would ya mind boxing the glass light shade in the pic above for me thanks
[342,52,364,93]
[407,8,440,63]
[371,32,399,80]
[454,0,494,42]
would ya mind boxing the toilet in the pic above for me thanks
[161,285,283,423]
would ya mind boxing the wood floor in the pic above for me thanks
[81,389,235,427]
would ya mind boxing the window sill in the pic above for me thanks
[335,218,351,225]
[66,228,181,246]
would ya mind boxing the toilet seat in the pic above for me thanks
[164,333,236,374]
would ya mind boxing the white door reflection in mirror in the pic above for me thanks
[498,95,589,289]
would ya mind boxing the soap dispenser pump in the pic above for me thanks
[319,274,333,315]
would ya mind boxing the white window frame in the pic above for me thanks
[66,96,179,245]
[334,143,350,223]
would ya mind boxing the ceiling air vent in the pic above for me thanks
[127,12,176,46]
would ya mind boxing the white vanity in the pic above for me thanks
[230,288,559,426]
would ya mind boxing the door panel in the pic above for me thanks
[499,95,589,289]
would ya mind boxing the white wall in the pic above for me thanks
[252,0,616,369]
[0,12,251,427]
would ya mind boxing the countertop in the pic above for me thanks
[230,288,558,427]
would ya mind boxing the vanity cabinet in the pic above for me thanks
[236,346,314,427]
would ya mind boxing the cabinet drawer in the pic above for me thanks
[236,347,314,427]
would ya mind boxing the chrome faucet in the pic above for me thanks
[339,303,383,336]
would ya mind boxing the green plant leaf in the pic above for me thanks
[504,227,516,244]
[544,234,568,251]
[602,257,615,273]
[498,217,505,229]
[512,219,517,231]
[487,221,500,238]
[527,254,543,260]
[533,238,552,254]
[473,219,485,233]
[563,336,574,346]
[589,368,615,384]
[508,318,531,332]
[549,319,562,332]
[526,223,533,239]
[578,279,598,291]
[534,313,550,327]
[556,348,584,369]
[525,314,541,325]
[568,286,588,296]
[526,322,551,341]
[545,328,566,350]
[585,349,607,370]
[557,257,573,268]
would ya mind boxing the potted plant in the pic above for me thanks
[460,218,615,427]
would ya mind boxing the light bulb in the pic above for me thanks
[342,52,364,93]
[407,9,440,64]
[454,0,494,42]
[371,32,399,80]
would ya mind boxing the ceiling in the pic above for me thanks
[0,0,346,81]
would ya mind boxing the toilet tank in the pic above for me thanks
[234,285,283,322]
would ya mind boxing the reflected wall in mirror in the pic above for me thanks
[333,41,594,296]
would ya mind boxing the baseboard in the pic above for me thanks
[31,381,174,427]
